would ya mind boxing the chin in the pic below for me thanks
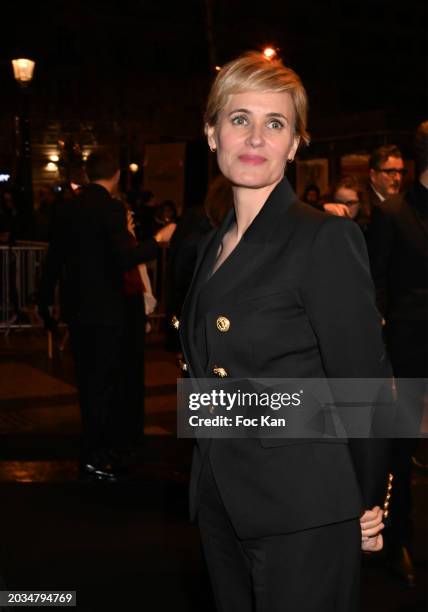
[228,171,282,190]
[231,179,271,190]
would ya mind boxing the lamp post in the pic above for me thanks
[12,58,35,238]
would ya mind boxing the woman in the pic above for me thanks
[332,174,372,229]
[179,52,390,611]
[332,175,362,220]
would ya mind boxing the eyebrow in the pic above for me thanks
[228,108,289,120]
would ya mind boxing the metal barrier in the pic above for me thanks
[0,243,48,331]
[0,242,168,333]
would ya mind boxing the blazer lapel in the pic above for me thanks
[197,176,298,315]
[180,176,298,377]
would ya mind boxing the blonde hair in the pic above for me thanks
[204,51,310,146]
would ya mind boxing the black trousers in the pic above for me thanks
[198,458,361,612]
[70,323,125,463]
[119,296,146,449]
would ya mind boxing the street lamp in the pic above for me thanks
[12,57,35,238]
[12,59,36,86]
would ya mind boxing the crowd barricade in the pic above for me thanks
[0,242,168,333]
[0,242,48,332]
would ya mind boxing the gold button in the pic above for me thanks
[383,500,389,510]
[171,315,180,330]
[216,316,230,332]
[384,509,389,519]
[213,366,228,378]
[386,492,391,501]
[208,405,215,415]
[388,473,394,482]
[387,483,393,492]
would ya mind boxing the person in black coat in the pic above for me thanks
[367,121,428,585]
[178,52,392,612]
[38,150,173,479]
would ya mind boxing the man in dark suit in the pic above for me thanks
[363,145,405,269]
[368,122,428,585]
[38,150,173,479]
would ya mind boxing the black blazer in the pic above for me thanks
[39,184,158,327]
[180,177,391,540]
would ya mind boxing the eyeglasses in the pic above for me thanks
[376,168,407,176]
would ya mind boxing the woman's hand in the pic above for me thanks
[360,506,384,552]
[154,222,177,244]
[323,203,352,217]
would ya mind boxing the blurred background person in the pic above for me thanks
[331,175,371,230]
[304,181,356,218]
[38,149,173,481]
[367,144,405,207]
[153,199,178,231]
[134,189,157,240]
[363,144,406,257]
[368,122,428,586]
[332,175,362,220]
[302,183,322,210]
[117,199,157,462]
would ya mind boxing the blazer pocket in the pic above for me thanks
[235,286,298,307]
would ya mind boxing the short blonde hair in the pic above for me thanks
[204,51,310,146]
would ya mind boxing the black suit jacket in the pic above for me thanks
[39,184,158,327]
[367,181,428,324]
[180,177,391,540]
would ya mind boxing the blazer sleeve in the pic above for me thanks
[302,216,392,508]
[365,204,396,316]
[104,199,159,270]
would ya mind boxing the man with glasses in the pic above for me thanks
[365,144,406,299]
[368,144,406,205]
[319,146,405,220]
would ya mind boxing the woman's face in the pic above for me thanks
[334,186,361,219]
[207,90,300,192]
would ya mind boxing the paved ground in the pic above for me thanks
[0,328,426,611]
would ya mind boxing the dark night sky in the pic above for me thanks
[1,0,427,139]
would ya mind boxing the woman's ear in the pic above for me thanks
[287,135,300,162]
[206,124,217,152]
